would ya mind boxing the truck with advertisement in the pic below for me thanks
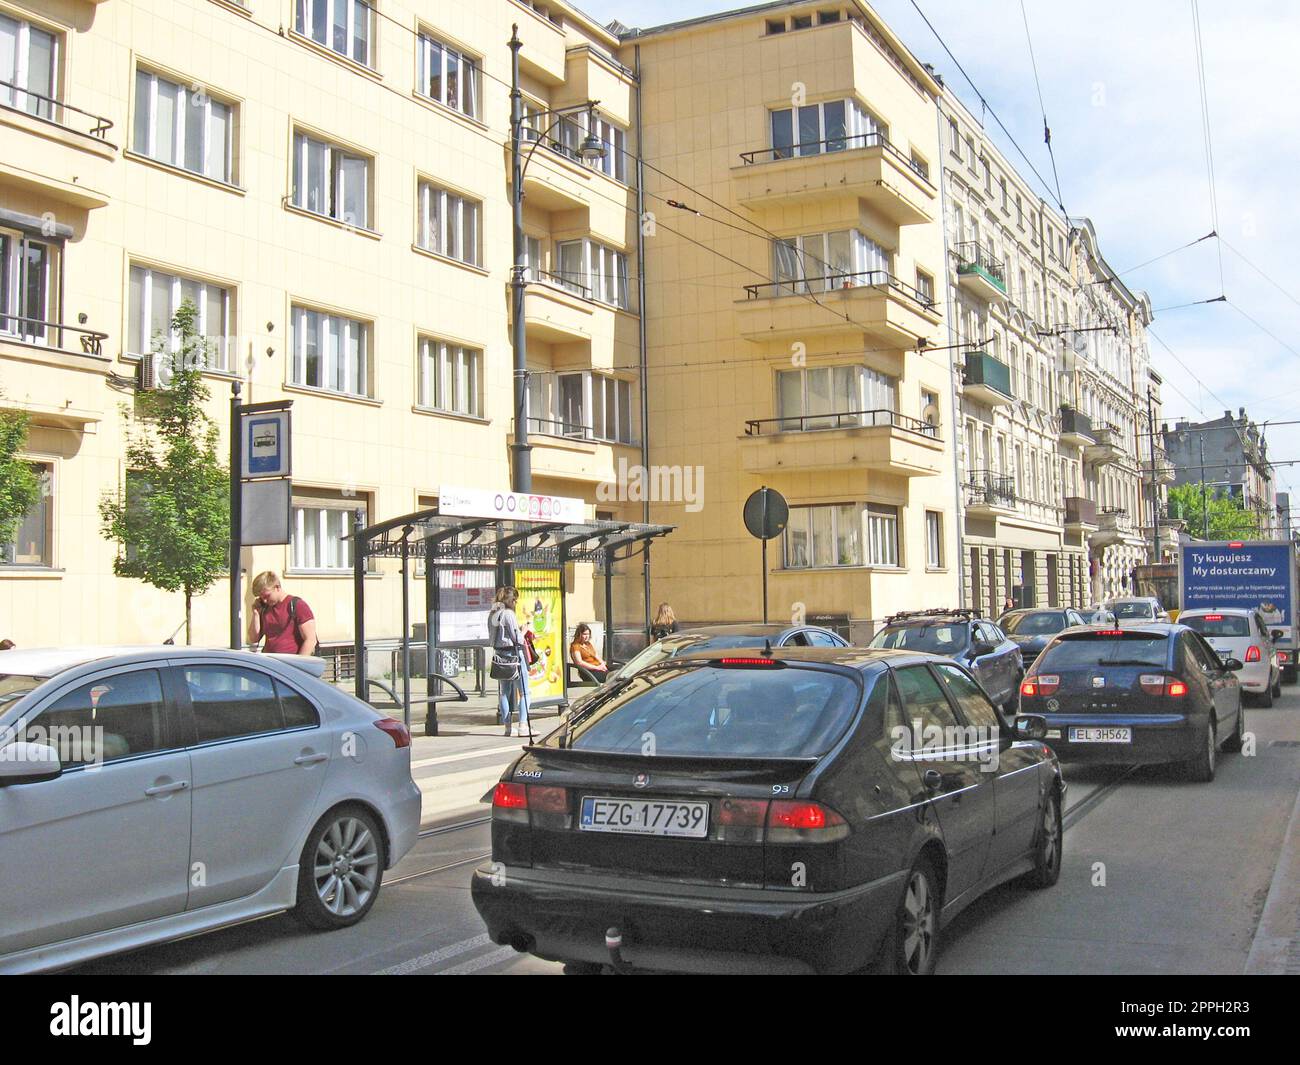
[1179,540,1300,683]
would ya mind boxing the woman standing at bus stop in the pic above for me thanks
[488,587,530,738]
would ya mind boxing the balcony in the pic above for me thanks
[1,316,109,358]
[965,471,1017,516]
[1142,446,1176,485]
[737,270,941,347]
[1064,496,1098,530]
[0,85,116,209]
[954,242,1008,303]
[510,418,639,486]
[1058,406,1095,447]
[518,145,632,248]
[1084,423,1125,466]
[732,134,937,225]
[522,274,598,343]
[1091,507,1140,548]
[962,350,1013,406]
[738,409,944,478]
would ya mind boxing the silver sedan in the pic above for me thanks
[0,646,421,973]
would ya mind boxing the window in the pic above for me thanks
[765,18,787,34]
[926,511,943,568]
[184,666,305,743]
[777,364,897,429]
[291,130,371,229]
[295,0,373,67]
[292,489,365,570]
[1,461,50,566]
[1000,177,1008,211]
[933,663,1001,730]
[965,136,976,173]
[20,670,167,768]
[791,13,813,29]
[1016,194,1024,229]
[554,239,629,308]
[418,337,481,416]
[585,111,627,183]
[0,225,58,342]
[133,69,235,183]
[290,305,369,396]
[128,265,233,370]
[915,269,934,304]
[866,503,899,566]
[784,504,862,568]
[0,13,58,119]
[893,666,958,732]
[416,181,480,266]
[817,10,841,24]
[982,156,991,192]
[770,98,885,159]
[948,118,961,159]
[527,371,636,443]
[417,31,480,119]
[521,234,542,280]
[921,389,939,431]
[772,229,889,292]
[909,151,929,180]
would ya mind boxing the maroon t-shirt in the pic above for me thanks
[259,596,313,653]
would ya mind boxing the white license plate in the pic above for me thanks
[579,797,710,838]
[1068,727,1132,743]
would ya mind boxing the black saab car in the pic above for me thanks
[998,608,1090,668]
[472,647,1064,975]
[868,610,1023,711]
[1019,624,1244,781]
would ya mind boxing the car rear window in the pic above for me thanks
[1038,632,1170,670]
[1110,601,1156,619]
[1180,615,1250,638]
[869,623,966,655]
[566,663,861,758]
[0,674,47,717]
[1003,613,1066,636]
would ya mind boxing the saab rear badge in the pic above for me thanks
[633,772,650,789]
[1046,698,1060,712]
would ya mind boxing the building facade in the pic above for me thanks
[0,0,644,647]
[1164,407,1277,538]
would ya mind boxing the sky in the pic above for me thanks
[577,0,1300,507]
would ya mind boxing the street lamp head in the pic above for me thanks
[579,105,606,161]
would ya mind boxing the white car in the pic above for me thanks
[0,646,421,973]
[1104,597,1170,628]
[1178,609,1283,707]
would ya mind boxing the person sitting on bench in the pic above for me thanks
[569,623,607,683]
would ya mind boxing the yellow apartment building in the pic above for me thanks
[622,2,960,641]
[0,0,646,649]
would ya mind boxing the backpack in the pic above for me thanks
[286,596,324,657]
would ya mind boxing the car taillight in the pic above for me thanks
[766,800,848,843]
[717,797,769,842]
[373,718,411,748]
[492,781,530,824]
[1246,645,1262,663]
[1140,674,1188,698]
[1022,674,1058,697]
[1096,629,1125,637]
[1204,614,1224,622]
[526,785,568,813]
[1280,651,1291,663]
[716,657,783,667]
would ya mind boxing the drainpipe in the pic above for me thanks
[635,44,651,640]
[934,97,967,608]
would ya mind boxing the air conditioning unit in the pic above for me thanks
[136,355,158,391]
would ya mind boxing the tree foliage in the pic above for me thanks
[99,301,229,642]
[0,404,42,553]
[1167,483,1263,541]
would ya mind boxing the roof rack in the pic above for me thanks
[882,607,983,626]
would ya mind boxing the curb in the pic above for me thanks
[1245,778,1300,974]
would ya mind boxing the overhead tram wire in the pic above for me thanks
[1220,238,1300,310]
[1190,0,1227,294]
[1018,0,1065,212]
[1112,231,1217,278]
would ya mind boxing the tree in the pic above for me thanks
[100,301,230,643]
[1167,483,1263,541]
[0,404,42,555]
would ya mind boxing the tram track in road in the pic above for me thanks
[1062,765,1139,831]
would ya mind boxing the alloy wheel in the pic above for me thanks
[314,816,380,917]
[1042,797,1061,873]
[901,870,936,974]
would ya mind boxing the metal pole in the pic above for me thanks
[424,533,439,735]
[604,546,615,664]
[635,43,651,637]
[229,382,242,649]
[400,528,411,729]
[1200,435,1209,540]
[1147,387,1161,562]
[761,486,770,624]
[508,26,531,494]
[353,509,366,702]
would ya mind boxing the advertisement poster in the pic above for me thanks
[436,568,495,645]
[1180,542,1295,627]
[516,568,564,702]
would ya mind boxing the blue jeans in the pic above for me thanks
[496,655,530,728]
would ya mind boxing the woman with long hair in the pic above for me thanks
[569,622,607,683]
[651,603,678,641]
[488,586,530,737]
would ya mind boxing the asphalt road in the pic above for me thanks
[73,693,1300,976]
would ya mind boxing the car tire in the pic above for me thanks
[1284,666,1297,686]
[561,961,606,975]
[1022,787,1063,889]
[1222,701,1245,753]
[1257,684,1274,709]
[1184,719,1217,783]
[877,855,941,975]
[293,805,386,931]
[1272,676,1283,698]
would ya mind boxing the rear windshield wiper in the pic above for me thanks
[558,676,639,748]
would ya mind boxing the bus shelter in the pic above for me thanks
[349,508,674,734]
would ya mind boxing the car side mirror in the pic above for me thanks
[0,742,62,787]
[1222,658,1244,672]
[1013,714,1048,741]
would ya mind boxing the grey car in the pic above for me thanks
[868,610,1023,710]
[998,608,1090,669]
[0,646,422,973]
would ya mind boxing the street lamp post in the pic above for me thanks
[508,25,605,494]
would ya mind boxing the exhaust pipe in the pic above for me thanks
[605,926,634,974]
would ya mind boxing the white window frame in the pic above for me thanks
[418,337,482,416]
[1,459,52,567]
[926,511,943,568]
[770,98,885,159]
[292,130,371,228]
[129,264,233,371]
[0,225,57,343]
[866,503,900,567]
[783,504,865,569]
[0,12,59,119]
[295,0,374,68]
[416,30,480,118]
[291,498,360,571]
[554,238,629,309]
[290,305,370,397]
[772,229,890,293]
[417,181,481,266]
[133,69,235,183]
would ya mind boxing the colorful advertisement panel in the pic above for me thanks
[516,568,565,702]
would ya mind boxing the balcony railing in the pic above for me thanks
[1098,507,1132,532]
[743,269,936,311]
[1,316,109,356]
[522,416,637,447]
[954,241,1006,288]
[965,471,1016,509]
[531,269,591,300]
[1059,405,1093,439]
[738,131,934,186]
[963,350,1012,398]
[744,408,938,437]
[0,81,114,139]
[1065,496,1097,526]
